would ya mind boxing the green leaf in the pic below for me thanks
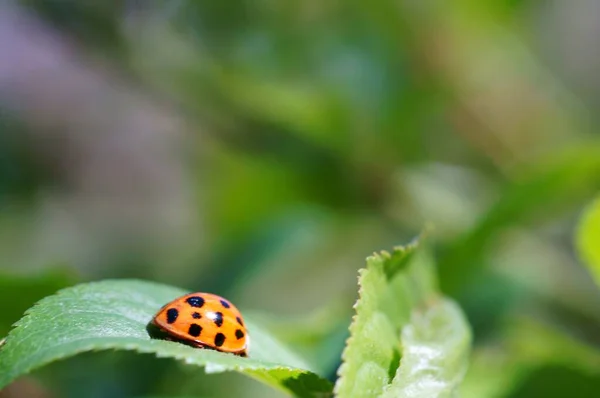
[576,195,600,287]
[381,299,471,398]
[0,280,333,398]
[333,242,418,398]
[334,239,471,398]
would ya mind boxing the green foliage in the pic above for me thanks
[460,316,600,398]
[576,194,600,287]
[440,145,600,294]
[0,241,472,397]
[334,240,471,398]
[381,300,471,398]
[0,280,333,397]
[2,4,597,396]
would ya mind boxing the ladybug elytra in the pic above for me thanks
[152,292,249,357]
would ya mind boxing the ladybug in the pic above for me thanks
[152,292,249,357]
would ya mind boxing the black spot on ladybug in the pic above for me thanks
[192,312,202,319]
[220,299,231,308]
[236,316,244,327]
[235,329,244,340]
[214,333,225,347]
[186,296,205,308]
[166,308,178,324]
[213,312,224,327]
[188,323,202,337]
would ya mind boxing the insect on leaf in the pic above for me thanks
[0,280,333,398]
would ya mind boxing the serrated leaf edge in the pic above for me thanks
[333,241,420,396]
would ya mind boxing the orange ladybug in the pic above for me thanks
[152,292,249,357]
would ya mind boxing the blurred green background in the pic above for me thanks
[1,1,600,397]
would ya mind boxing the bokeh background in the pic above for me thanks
[1,1,600,397]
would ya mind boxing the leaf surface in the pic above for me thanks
[334,239,471,398]
[0,280,333,397]
[381,299,471,398]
